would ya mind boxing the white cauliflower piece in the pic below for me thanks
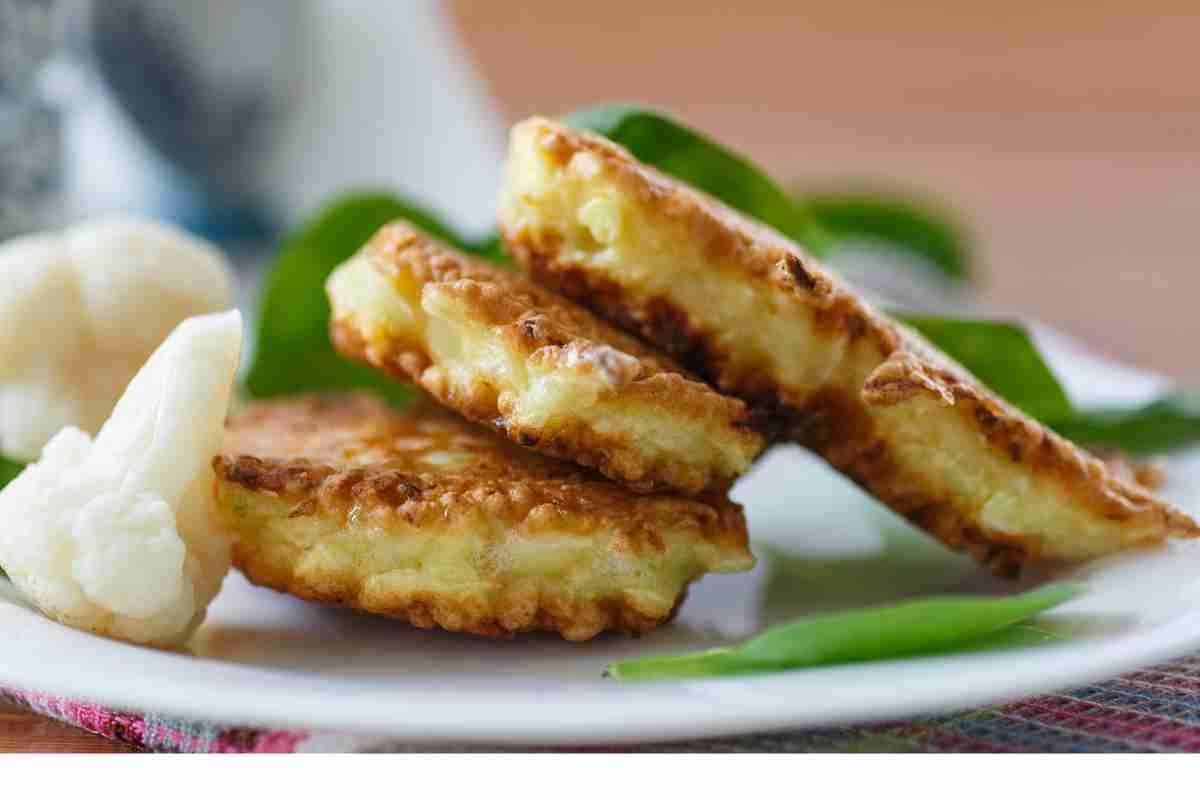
[0,218,234,462]
[0,310,243,647]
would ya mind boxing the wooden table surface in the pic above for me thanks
[0,701,136,753]
[6,1,1198,753]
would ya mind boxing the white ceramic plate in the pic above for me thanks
[2,333,1199,745]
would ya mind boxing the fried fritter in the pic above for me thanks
[326,221,764,496]
[498,116,1200,575]
[212,395,753,640]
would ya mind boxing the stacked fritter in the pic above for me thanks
[214,395,750,640]
[215,220,763,640]
[214,117,1199,640]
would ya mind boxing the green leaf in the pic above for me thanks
[472,232,510,264]
[899,316,1075,422]
[559,108,1200,451]
[564,105,829,255]
[0,456,22,576]
[0,456,24,490]
[246,127,1200,456]
[899,316,1200,453]
[244,192,496,403]
[606,582,1081,682]
[804,194,971,284]
[563,108,973,280]
[1052,389,1200,456]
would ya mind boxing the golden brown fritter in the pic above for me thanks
[1090,449,1167,492]
[212,394,753,640]
[498,116,1199,575]
[326,221,764,496]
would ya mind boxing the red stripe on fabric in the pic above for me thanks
[1120,673,1200,695]
[211,727,310,753]
[11,690,150,748]
[247,730,308,753]
[920,727,1013,753]
[1005,697,1200,750]
[871,720,1014,753]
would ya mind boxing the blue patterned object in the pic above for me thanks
[0,0,64,237]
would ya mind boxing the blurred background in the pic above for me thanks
[2,0,1197,377]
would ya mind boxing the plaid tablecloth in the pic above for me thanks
[7,653,1200,752]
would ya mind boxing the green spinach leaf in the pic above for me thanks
[244,193,494,403]
[564,107,1200,454]
[0,455,22,574]
[606,582,1081,682]
[243,116,1200,456]
[1052,389,1200,456]
[899,316,1075,422]
[567,106,971,282]
[0,456,23,490]
[899,316,1200,453]
[564,105,829,255]
[805,193,971,284]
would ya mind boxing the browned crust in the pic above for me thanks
[858,352,1193,574]
[501,117,1200,575]
[328,222,764,495]
[227,543,689,640]
[213,394,748,542]
[1091,450,1167,492]
[212,395,752,639]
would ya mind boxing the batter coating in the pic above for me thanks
[327,222,763,496]
[498,116,1199,574]
[212,395,753,640]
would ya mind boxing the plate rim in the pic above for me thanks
[2,589,1198,745]
[0,332,1192,746]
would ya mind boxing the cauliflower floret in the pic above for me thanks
[0,218,234,462]
[0,310,243,647]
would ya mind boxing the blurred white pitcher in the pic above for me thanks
[261,0,505,237]
[66,0,504,240]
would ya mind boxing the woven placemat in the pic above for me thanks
[7,654,1200,752]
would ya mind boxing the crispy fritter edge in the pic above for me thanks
[211,395,750,639]
[500,117,1200,575]
[328,221,764,495]
[224,508,692,641]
